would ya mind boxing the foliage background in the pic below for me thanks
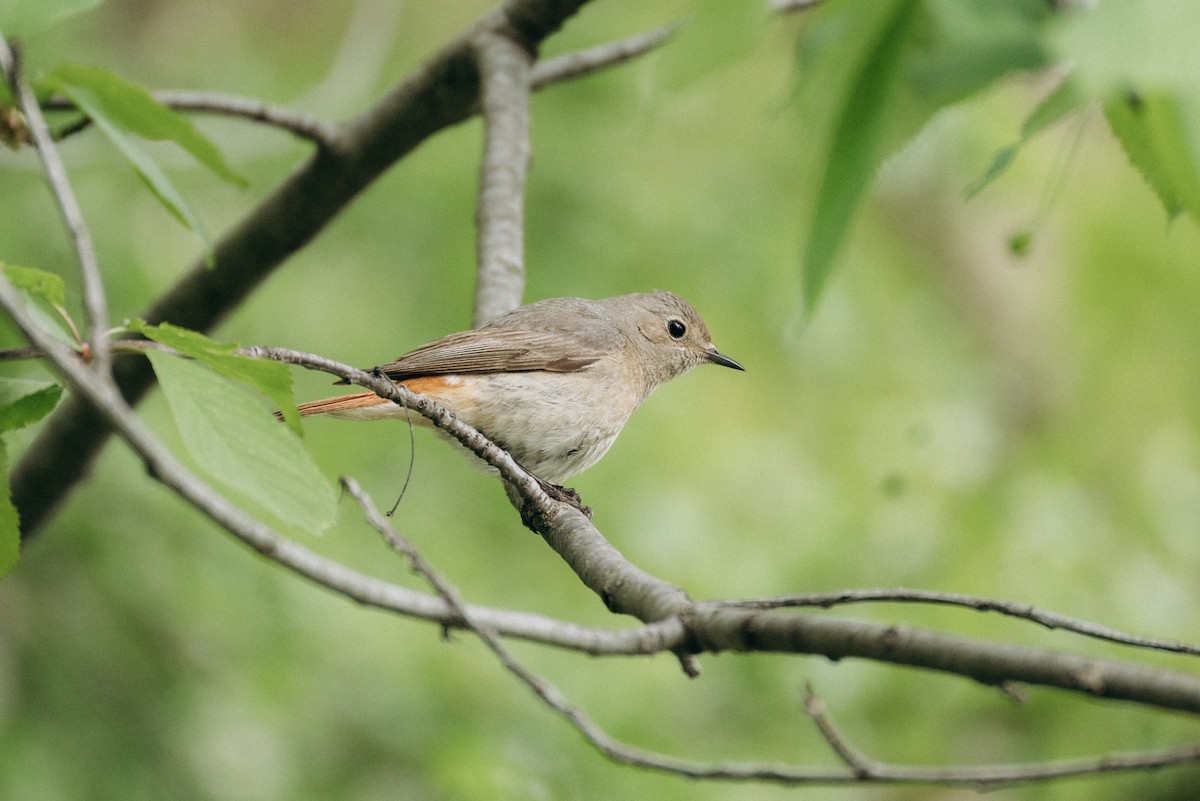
[2,1,1200,799]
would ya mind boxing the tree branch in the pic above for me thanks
[0,32,109,373]
[244,346,1200,714]
[728,588,1200,656]
[530,22,679,88]
[472,28,533,326]
[44,90,339,145]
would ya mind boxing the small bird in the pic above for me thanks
[295,291,742,499]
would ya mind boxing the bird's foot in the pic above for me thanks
[537,478,592,519]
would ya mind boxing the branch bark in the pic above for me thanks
[472,28,533,326]
[0,33,109,374]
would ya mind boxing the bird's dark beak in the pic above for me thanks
[705,348,745,371]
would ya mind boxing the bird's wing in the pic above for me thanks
[376,328,607,379]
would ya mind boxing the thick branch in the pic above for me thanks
[730,588,1200,656]
[472,29,533,326]
[688,603,1200,713]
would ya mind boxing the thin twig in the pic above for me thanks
[472,29,532,327]
[725,589,1200,657]
[770,0,823,12]
[799,683,1200,787]
[530,22,680,88]
[0,32,109,374]
[43,90,338,146]
[0,345,46,361]
[802,685,876,778]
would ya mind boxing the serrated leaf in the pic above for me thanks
[1104,92,1200,224]
[1053,0,1200,222]
[130,320,301,431]
[2,262,66,307]
[801,0,920,311]
[146,350,336,534]
[0,441,18,580]
[46,64,245,187]
[0,0,103,37]
[0,379,62,433]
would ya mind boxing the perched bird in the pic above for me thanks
[294,291,743,497]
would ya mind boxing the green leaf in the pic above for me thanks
[2,262,66,307]
[1054,0,1200,222]
[0,0,103,37]
[46,64,245,187]
[968,78,1084,198]
[0,441,19,580]
[1104,92,1200,224]
[911,0,1050,105]
[801,0,921,311]
[0,261,77,346]
[49,85,214,250]
[146,350,337,534]
[129,320,301,432]
[0,379,62,433]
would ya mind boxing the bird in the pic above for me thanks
[292,291,743,507]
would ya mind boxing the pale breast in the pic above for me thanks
[450,368,641,483]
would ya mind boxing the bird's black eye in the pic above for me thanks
[666,319,686,339]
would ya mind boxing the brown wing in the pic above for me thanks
[375,328,606,380]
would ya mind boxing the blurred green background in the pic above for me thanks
[3,1,1200,799]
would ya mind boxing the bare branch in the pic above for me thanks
[770,0,822,12]
[43,90,338,145]
[531,22,679,88]
[800,684,1200,786]
[472,28,533,326]
[0,32,109,374]
[0,345,46,361]
[728,588,1200,657]
[153,90,338,145]
[803,687,876,778]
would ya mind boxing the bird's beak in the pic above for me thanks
[705,348,745,371]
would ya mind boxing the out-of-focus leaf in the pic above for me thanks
[0,0,103,37]
[50,86,213,249]
[801,0,920,311]
[0,442,18,580]
[2,262,66,307]
[1104,93,1200,223]
[656,0,765,91]
[0,379,62,433]
[130,320,301,432]
[912,0,1049,105]
[146,350,336,534]
[969,78,1084,198]
[45,64,245,186]
[797,0,1050,310]
[1054,0,1200,222]
[0,261,77,345]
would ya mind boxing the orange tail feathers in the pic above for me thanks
[274,391,405,421]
